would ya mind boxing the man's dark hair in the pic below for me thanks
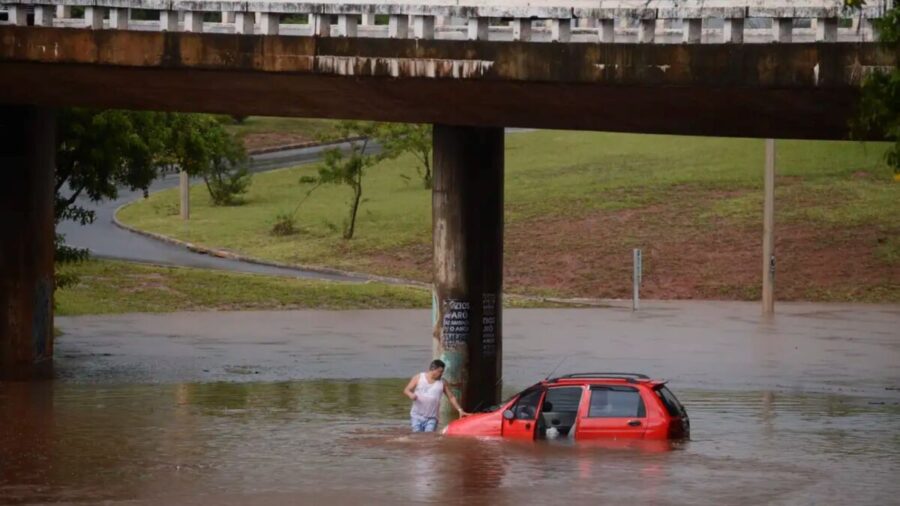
[429,359,446,371]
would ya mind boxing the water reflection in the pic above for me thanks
[1,380,898,505]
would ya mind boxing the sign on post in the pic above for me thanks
[633,248,642,311]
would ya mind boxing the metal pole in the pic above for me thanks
[633,248,641,311]
[762,139,776,314]
[180,170,190,220]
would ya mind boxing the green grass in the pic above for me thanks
[56,260,565,316]
[56,260,431,316]
[117,131,899,301]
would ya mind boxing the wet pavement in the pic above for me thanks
[3,301,900,505]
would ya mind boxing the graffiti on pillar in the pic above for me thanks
[482,293,497,356]
[441,299,470,350]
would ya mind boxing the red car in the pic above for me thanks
[443,373,689,441]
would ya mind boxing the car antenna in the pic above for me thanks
[545,355,570,380]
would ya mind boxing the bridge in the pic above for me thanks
[0,1,896,409]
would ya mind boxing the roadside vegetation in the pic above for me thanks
[118,131,900,303]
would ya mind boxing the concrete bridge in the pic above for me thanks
[0,1,896,409]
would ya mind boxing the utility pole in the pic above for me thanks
[180,170,190,220]
[762,139,776,314]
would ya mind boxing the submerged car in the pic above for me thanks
[443,373,689,441]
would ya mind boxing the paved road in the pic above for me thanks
[57,142,375,281]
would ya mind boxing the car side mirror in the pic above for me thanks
[502,409,515,420]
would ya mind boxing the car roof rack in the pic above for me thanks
[551,372,650,382]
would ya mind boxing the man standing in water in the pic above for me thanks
[403,359,469,432]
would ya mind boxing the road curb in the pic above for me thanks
[110,204,432,289]
[246,136,366,155]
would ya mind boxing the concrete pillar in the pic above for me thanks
[724,18,744,43]
[683,18,702,43]
[389,14,409,38]
[312,13,331,37]
[160,10,178,31]
[34,6,54,26]
[259,12,279,35]
[816,17,838,42]
[432,125,504,415]
[599,18,615,42]
[235,12,254,34]
[109,8,129,30]
[468,17,489,40]
[412,15,434,39]
[512,18,531,41]
[338,14,358,37]
[221,11,235,24]
[550,18,571,42]
[762,139,776,314]
[85,6,104,29]
[639,18,656,43]
[773,18,792,42]
[183,11,203,32]
[0,106,56,379]
[361,13,376,26]
[56,5,71,19]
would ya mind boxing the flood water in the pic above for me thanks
[2,303,899,505]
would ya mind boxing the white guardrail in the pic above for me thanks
[0,1,892,43]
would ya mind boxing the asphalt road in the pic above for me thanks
[57,142,373,281]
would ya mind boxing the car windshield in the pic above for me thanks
[483,383,542,412]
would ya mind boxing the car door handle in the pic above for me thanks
[627,420,642,427]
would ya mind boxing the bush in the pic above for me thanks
[204,163,251,206]
[271,213,297,236]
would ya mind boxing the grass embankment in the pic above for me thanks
[118,131,900,302]
[223,117,339,151]
[56,260,430,316]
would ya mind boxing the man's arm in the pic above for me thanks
[403,375,419,401]
[443,383,470,417]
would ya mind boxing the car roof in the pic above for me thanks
[545,373,666,387]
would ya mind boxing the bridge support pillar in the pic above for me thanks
[0,106,56,379]
[432,125,503,417]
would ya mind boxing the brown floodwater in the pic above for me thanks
[3,303,899,504]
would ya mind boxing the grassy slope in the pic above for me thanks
[117,131,900,302]
[56,260,430,316]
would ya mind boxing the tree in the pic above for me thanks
[55,110,249,286]
[848,2,899,177]
[377,123,434,189]
[299,121,387,239]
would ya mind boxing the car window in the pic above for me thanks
[543,387,582,412]
[513,388,544,420]
[655,385,686,417]
[588,386,645,418]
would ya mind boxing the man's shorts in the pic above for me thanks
[410,414,438,432]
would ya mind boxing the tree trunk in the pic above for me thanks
[345,172,363,239]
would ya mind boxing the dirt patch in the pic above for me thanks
[240,132,316,151]
[360,189,900,302]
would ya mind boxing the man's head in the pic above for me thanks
[428,359,446,379]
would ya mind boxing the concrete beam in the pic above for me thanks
[0,106,55,380]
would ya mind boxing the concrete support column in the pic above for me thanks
[235,12,254,34]
[724,18,744,43]
[56,5,71,19]
[762,139,776,314]
[361,13,376,26]
[109,8,129,30]
[683,18,702,43]
[773,17,792,42]
[312,13,331,37]
[34,6,54,26]
[259,12,279,35]
[599,18,615,42]
[337,14,358,37]
[85,6,104,29]
[816,17,838,42]
[388,14,408,38]
[0,106,56,379]
[412,15,434,39]
[511,18,531,41]
[468,17,488,40]
[550,18,571,42]
[160,10,178,31]
[432,125,504,416]
[183,11,203,32]
[221,11,235,24]
[639,18,656,43]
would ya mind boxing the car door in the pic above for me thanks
[575,385,647,440]
[501,387,545,441]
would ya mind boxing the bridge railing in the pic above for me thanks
[0,1,892,43]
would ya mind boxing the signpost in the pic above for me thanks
[633,248,642,311]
